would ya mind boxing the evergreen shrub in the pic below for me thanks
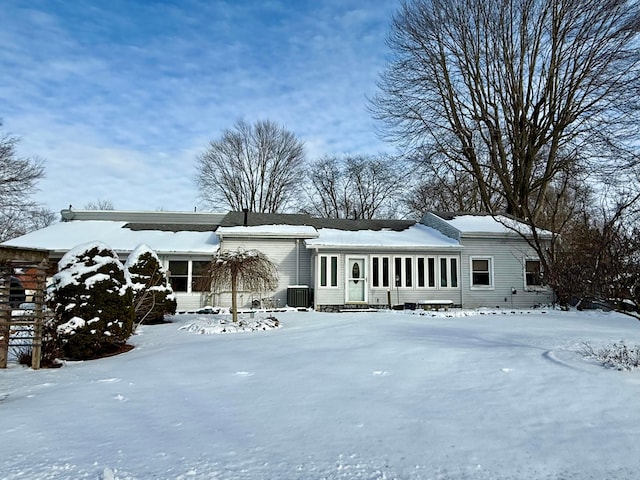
[125,244,176,325]
[47,241,134,360]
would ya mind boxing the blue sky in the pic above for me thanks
[1,0,400,212]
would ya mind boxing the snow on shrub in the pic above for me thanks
[47,241,135,360]
[179,316,280,334]
[581,341,640,371]
[125,244,176,326]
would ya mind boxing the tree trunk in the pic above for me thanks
[231,269,238,322]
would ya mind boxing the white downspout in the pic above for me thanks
[296,239,300,285]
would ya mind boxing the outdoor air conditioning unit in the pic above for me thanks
[287,285,310,308]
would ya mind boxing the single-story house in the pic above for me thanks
[1,208,554,311]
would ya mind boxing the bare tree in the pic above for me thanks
[552,192,640,311]
[373,0,640,224]
[303,155,406,219]
[196,119,306,213]
[84,199,115,210]
[405,161,503,217]
[0,129,54,242]
[202,249,278,322]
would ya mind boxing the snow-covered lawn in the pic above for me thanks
[2,308,640,479]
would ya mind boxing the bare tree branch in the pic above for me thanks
[302,154,407,219]
[0,130,53,242]
[84,199,115,210]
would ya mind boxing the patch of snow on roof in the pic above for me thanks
[443,214,550,236]
[306,223,460,248]
[2,221,219,254]
[217,224,319,237]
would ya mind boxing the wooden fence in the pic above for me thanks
[0,246,51,369]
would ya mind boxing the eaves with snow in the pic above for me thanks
[2,220,219,256]
[216,224,319,239]
[305,223,461,251]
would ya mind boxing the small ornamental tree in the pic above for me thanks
[203,249,278,322]
[47,241,135,360]
[125,244,176,326]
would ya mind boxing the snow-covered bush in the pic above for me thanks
[581,341,640,371]
[179,315,280,334]
[47,241,135,360]
[125,244,176,326]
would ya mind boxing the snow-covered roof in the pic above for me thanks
[2,220,219,256]
[428,213,553,238]
[216,224,319,238]
[445,215,526,234]
[305,223,461,250]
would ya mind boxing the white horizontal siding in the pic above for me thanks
[173,292,209,312]
[219,237,311,308]
[459,237,553,308]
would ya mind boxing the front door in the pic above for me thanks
[346,257,367,303]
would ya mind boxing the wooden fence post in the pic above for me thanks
[30,259,49,369]
[0,265,11,368]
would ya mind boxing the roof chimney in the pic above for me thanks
[243,208,249,227]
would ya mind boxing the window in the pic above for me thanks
[405,257,413,287]
[450,258,458,288]
[168,260,188,292]
[191,260,211,292]
[320,255,338,287]
[471,257,493,288]
[440,258,448,287]
[393,257,413,287]
[168,260,212,293]
[417,257,436,288]
[371,256,390,288]
[525,259,543,289]
[440,257,458,288]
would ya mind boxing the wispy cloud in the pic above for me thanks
[1,0,400,212]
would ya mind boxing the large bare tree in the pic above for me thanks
[303,155,405,219]
[373,0,640,224]
[196,119,306,213]
[0,129,55,242]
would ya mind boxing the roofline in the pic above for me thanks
[218,232,319,239]
[46,247,219,258]
[60,209,228,224]
[460,231,554,240]
[305,244,462,251]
